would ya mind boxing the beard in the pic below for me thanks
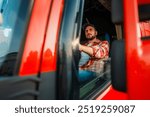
[86,35,96,40]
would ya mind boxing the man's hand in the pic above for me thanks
[79,44,83,51]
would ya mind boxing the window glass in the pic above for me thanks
[140,20,150,38]
[0,0,34,76]
[79,0,115,99]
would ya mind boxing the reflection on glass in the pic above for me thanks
[0,0,33,76]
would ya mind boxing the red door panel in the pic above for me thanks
[97,86,128,100]
[41,0,64,72]
[19,0,52,76]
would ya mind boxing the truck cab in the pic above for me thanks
[0,0,149,100]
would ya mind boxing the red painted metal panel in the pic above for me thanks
[19,0,52,76]
[138,0,150,5]
[97,86,127,100]
[137,39,150,99]
[124,0,150,99]
[124,0,141,99]
[41,0,64,72]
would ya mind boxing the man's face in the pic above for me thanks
[85,26,97,40]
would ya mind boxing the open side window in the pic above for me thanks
[57,0,117,100]
[78,0,116,99]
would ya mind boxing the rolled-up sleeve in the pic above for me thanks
[91,41,109,59]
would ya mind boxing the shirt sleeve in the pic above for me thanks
[91,41,109,59]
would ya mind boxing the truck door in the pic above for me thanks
[0,0,65,100]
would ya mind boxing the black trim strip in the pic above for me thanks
[82,80,111,100]
[141,36,150,40]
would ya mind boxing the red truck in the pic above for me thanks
[0,0,149,100]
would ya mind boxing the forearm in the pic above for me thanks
[79,44,93,56]
[79,41,109,59]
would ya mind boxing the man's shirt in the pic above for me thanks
[79,39,109,73]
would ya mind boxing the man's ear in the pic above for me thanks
[95,31,98,36]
